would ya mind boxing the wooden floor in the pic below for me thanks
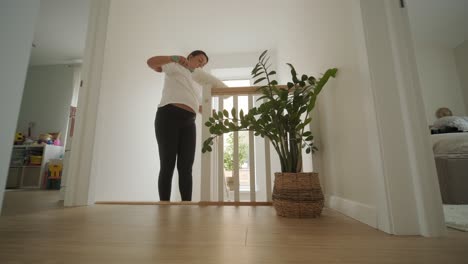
[1,191,468,263]
[1,189,63,216]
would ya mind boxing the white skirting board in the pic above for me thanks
[326,195,377,228]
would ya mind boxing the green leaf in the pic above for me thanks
[254,77,266,85]
[287,63,297,81]
[223,109,229,118]
[228,123,237,130]
[205,121,211,127]
[251,65,262,75]
[259,50,268,61]
[231,108,237,119]
[252,71,265,79]
[313,68,338,97]
[268,71,276,76]
[279,89,288,101]
[307,95,317,112]
[292,75,299,84]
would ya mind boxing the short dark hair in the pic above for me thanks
[188,50,209,63]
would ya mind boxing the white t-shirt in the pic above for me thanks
[158,62,202,113]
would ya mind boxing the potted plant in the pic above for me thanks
[202,50,337,217]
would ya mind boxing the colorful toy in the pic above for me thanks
[47,163,63,190]
[14,132,25,145]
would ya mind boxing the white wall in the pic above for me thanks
[0,1,40,213]
[16,65,76,142]
[91,0,378,219]
[299,0,379,226]
[455,40,468,114]
[412,45,466,124]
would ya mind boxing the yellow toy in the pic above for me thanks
[14,132,25,145]
[48,163,63,179]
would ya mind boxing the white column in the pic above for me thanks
[217,99,225,201]
[200,85,213,201]
[248,95,256,202]
[233,96,240,201]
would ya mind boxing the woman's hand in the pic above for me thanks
[175,56,189,68]
[147,55,189,72]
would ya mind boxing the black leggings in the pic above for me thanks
[155,104,196,201]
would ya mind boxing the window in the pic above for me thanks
[221,80,255,193]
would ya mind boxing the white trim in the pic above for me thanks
[64,0,110,207]
[327,195,377,228]
[355,0,393,234]
[200,85,213,201]
[384,0,446,237]
[359,0,445,236]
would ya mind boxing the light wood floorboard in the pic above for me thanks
[0,190,467,263]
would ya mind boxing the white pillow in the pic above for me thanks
[433,116,468,132]
[192,68,228,89]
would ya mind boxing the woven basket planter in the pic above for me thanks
[272,172,324,218]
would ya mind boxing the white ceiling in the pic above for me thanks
[28,0,468,66]
[29,0,90,66]
[407,0,468,48]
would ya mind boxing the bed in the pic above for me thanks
[431,132,468,204]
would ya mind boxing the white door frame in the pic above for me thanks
[359,0,445,236]
[64,0,110,207]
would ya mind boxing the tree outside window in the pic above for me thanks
[223,132,249,171]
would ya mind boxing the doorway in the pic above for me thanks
[406,0,468,231]
[1,0,90,216]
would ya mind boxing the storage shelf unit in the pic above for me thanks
[7,145,64,189]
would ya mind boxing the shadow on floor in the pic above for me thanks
[1,189,64,216]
